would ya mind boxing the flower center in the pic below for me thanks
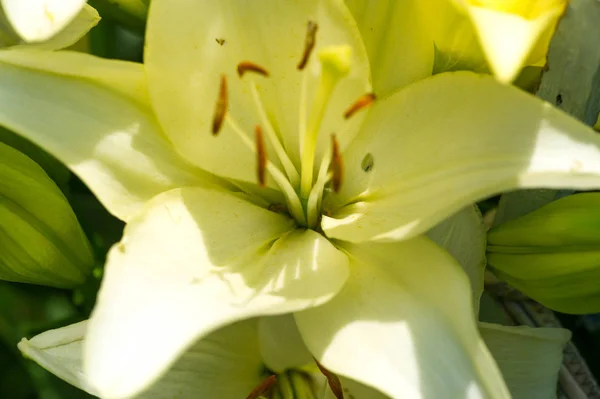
[211,21,374,229]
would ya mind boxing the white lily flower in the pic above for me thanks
[3,0,600,397]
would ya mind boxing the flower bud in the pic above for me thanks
[0,142,94,287]
[487,192,600,314]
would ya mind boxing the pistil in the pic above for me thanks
[299,45,352,199]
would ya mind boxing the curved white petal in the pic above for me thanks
[19,319,266,399]
[145,0,370,185]
[20,4,100,50]
[259,314,313,373]
[427,206,486,315]
[1,0,86,42]
[479,323,570,399]
[295,236,509,399]
[0,50,217,221]
[344,0,434,97]
[323,72,600,243]
[85,187,349,398]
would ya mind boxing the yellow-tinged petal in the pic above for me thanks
[84,187,349,398]
[463,1,565,82]
[0,142,93,287]
[19,319,266,399]
[145,0,370,184]
[479,323,570,399]
[1,0,86,43]
[0,50,219,221]
[427,205,486,315]
[259,314,313,373]
[295,236,509,399]
[344,0,433,97]
[322,72,600,243]
[422,0,566,82]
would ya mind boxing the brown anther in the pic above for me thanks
[315,359,344,399]
[343,93,376,119]
[237,61,270,78]
[211,74,228,135]
[246,374,277,399]
[330,134,343,193]
[297,21,318,70]
[255,125,268,187]
[215,38,225,45]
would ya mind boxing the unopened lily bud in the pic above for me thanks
[487,192,600,314]
[0,142,93,287]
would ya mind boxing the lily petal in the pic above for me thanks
[85,187,349,398]
[259,314,313,373]
[344,0,433,97]
[1,0,86,42]
[427,205,486,315]
[323,72,600,243]
[20,4,100,51]
[479,323,570,399]
[145,0,370,184]
[295,236,509,399]
[19,319,266,399]
[423,0,566,82]
[0,50,217,221]
[463,0,566,82]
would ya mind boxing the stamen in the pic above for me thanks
[246,374,277,399]
[297,21,318,70]
[255,125,267,187]
[226,117,306,225]
[330,134,343,193]
[248,80,300,186]
[211,74,228,135]
[315,360,344,399]
[306,151,332,228]
[343,93,376,119]
[237,61,270,78]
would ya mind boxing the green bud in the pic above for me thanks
[0,142,94,287]
[487,192,600,314]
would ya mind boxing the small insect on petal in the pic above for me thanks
[211,75,228,135]
[246,374,278,399]
[315,359,344,399]
[297,21,318,70]
[344,93,376,119]
[255,125,268,187]
[330,134,343,193]
[237,61,270,78]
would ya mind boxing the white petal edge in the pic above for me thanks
[323,72,600,243]
[19,319,267,399]
[0,50,219,221]
[2,0,86,42]
[84,187,349,398]
[296,236,510,399]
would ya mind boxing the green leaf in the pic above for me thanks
[0,142,94,287]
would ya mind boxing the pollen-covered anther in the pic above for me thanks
[344,93,376,119]
[255,125,268,187]
[297,20,318,70]
[330,134,343,193]
[245,374,277,399]
[237,61,270,78]
[315,359,344,399]
[211,74,228,135]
